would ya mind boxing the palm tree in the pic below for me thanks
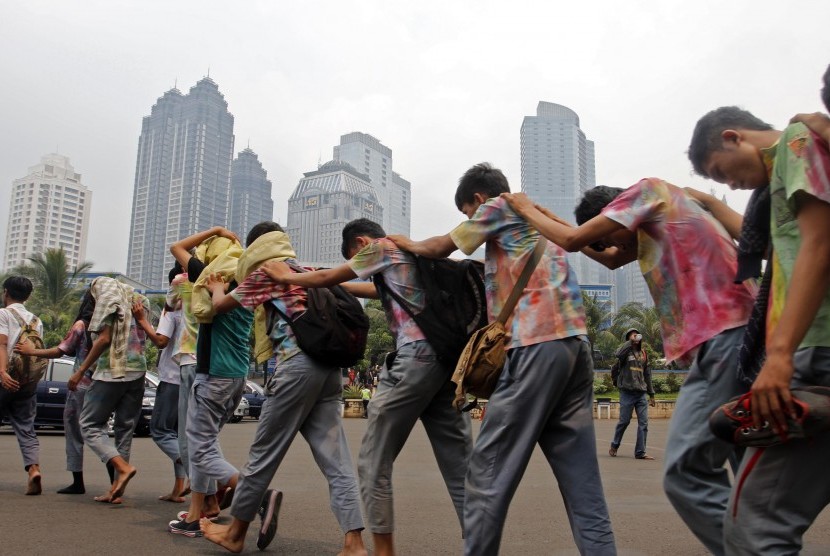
[14,248,93,344]
[582,292,618,367]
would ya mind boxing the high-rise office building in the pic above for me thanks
[285,160,383,267]
[229,148,274,242]
[520,101,609,285]
[3,154,92,271]
[126,77,235,289]
[333,132,410,236]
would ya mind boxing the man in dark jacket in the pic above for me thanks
[609,328,655,459]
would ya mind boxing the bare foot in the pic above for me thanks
[26,472,42,496]
[202,494,220,516]
[201,520,244,554]
[94,493,123,504]
[338,530,368,556]
[110,466,137,500]
[159,493,186,503]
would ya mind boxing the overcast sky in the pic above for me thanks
[2,1,829,271]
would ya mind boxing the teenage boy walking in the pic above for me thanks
[502,177,755,555]
[0,276,44,495]
[689,106,830,554]
[200,222,366,555]
[390,163,616,556]
[262,217,473,556]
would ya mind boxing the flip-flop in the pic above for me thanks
[257,490,283,551]
[217,485,235,510]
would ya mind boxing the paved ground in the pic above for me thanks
[1,417,829,555]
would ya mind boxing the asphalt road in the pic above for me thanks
[1,417,829,555]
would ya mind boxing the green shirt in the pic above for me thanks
[767,122,830,349]
[209,307,254,379]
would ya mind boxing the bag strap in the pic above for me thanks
[495,237,546,325]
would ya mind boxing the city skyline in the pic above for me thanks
[2,2,827,271]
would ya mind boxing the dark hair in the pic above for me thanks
[575,186,625,225]
[245,221,284,248]
[822,64,830,113]
[688,106,773,177]
[454,163,510,210]
[2,276,33,302]
[341,218,385,259]
[168,260,183,285]
[74,289,95,325]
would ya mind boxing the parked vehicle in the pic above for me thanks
[243,380,266,419]
[230,396,249,423]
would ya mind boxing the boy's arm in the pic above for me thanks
[0,333,20,392]
[262,261,358,288]
[684,187,743,241]
[169,226,239,268]
[131,301,169,349]
[341,282,379,299]
[386,234,456,259]
[791,112,830,145]
[14,344,65,359]
[71,325,112,391]
[206,274,242,314]
[751,193,830,433]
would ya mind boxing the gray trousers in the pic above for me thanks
[0,387,39,469]
[80,378,144,463]
[230,352,364,532]
[724,346,830,555]
[663,326,746,556]
[186,374,244,493]
[64,387,86,472]
[464,337,616,556]
[358,340,472,534]
[151,380,185,478]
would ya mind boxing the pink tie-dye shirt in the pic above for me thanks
[602,178,756,364]
[450,196,586,349]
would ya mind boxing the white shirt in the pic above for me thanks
[156,310,182,385]
[0,303,42,360]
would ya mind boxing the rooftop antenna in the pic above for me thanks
[174,77,177,89]
[207,66,210,78]
[318,151,322,169]
[247,138,250,149]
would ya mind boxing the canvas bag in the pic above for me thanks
[451,238,546,410]
[7,308,48,395]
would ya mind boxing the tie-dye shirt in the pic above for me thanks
[348,238,426,349]
[57,319,92,389]
[450,196,586,349]
[231,264,309,366]
[92,314,147,382]
[602,178,755,364]
[767,123,830,348]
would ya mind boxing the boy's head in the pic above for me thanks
[2,276,33,304]
[688,106,775,190]
[168,260,183,285]
[341,218,386,259]
[75,289,95,325]
[575,186,635,252]
[822,64,830,113]
[455,163,510,218]
[245,221,284,248]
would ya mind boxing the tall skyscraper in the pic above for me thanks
[285,160,383,267]
[126,77,235,289]
[3,154,92,271]
[229,147,274,242]
[333,132,411,236]
[520,101,608,285]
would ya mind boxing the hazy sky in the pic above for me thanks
[2,1,829,272]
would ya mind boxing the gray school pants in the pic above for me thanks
[64,387,86,472]
[186,374,244,493]
[179,364,216,494]
[358,340,473,534]
[151,380,185,479]
[230,352,364,532]
[80,378,144,464]
[724,346,830,555]
[464,336,616,556]
[0,387,39,469]
[663,326,746,556]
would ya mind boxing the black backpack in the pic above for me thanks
[375,256,487,364]
[274,266,370,368]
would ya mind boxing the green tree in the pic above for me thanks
[13,248,93,345]
[582,292,618,368]
[358,299,395,371]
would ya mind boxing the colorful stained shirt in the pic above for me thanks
[602,178,756,363]
[767,123,830,348]
[450,196,586,349]
[172,277,198,366]
[348,238,427,349]
[58,319,93,389]
[232,264,309,366]
[92,314,147,382]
